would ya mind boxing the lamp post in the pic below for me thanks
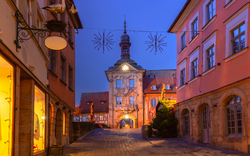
[14,10,68,52]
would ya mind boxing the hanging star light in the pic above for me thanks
[92,29,115,53]
[145,31,167,55]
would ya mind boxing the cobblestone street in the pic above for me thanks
[63,128,248,156]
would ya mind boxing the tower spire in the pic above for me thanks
[124,15,127,34]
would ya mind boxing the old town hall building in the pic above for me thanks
[78,23,177,129]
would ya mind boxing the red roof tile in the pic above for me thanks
[79,91,109,113]
[143,69,176,94]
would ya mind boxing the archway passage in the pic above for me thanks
[119,118,134,129]
[55,108,62,145]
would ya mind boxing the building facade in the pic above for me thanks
[0,0,49,155]
[47,0,82,146]
[78,92,109,126]
[168,0,250,153]
[77,23,176,129]
[143,70,177,124]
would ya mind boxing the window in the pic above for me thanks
[60,53,66,82]
[116,79,121,88]
[63,112,66,135]
[206,45,215,70]
[68,22,73,45]
[129,79,135,88]
[191,59,198,79]
[68,65,73,89]
[184,109,190,135]
[86,102,90,105]
[36,12,43,45]
[27,0,32,26]
[226,96,242,135]
[49,50,57,74]
[100,115,104,121]
[166,84,170,90]
[149,74,154,79]
[191,18,198,40]
[151,99,156,107]
[34,86,45,153]
[82,117,86,121]
[123,46,128,54]
[232,23,245,54]
[129,96,135,104]
[206,0,215,23]
[116,97,122,105]
[180,68,185,86]
[181,32,186,51]
[151,85,156,90]
[101,101,105,104]
[225,8,248,59]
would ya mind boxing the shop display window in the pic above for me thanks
[63,112,66,135]
[0,55,14,156]
[33,86,45,153]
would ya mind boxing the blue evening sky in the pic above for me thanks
[74,0,186,106]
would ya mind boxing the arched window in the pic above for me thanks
[226,95,242,135]
[63,112,66,135]
[184,109,190,135]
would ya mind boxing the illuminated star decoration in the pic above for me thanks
[145,31,167,55]
[92,29,115,53]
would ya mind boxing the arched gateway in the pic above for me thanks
[118,114,135,129]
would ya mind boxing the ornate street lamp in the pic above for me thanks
[14,10,68,52]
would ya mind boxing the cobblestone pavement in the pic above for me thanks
[63,128,249,156]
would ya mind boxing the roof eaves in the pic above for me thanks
[167,0,192,33]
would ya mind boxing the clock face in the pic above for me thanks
[122,65,129,71]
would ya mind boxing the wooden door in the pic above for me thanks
[202,105,210,143]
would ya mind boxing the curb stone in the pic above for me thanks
[77,129,96,141]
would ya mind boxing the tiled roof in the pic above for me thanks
[79,91,109,113]
[143,69,176,94]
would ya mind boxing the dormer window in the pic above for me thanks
[149,74,154,79]
[151,85,156,90]
[166,84,171,90]
[123,46,128,54]
[100,101,105,104]
[86,101,91,105]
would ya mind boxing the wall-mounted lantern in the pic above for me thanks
[14,10,67,52]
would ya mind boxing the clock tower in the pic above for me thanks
[105,21,145,129]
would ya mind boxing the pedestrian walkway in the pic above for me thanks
[63,128,248,156]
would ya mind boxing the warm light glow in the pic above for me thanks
[122,65,129,71]
[34,86,45,153]
[44,36,67,50]
[0,55,13,156]
[125,115,129,119]
[63,112,66,135]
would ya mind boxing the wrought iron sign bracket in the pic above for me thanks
[14,10,66,52]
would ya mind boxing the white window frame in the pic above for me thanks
[189,48,199,81]
[116,97,122,105]
[82,117,86,121]
[179,27,186,53]
[178,59,186,87]
[116,79,122,88]
[203,0,216,26]
[189,11,199,43]
[129,96,135,105]
[203,32,216,72]
[225,7,248,60]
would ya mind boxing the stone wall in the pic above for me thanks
[175,78,250,153]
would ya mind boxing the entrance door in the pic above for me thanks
[202,105,210,143]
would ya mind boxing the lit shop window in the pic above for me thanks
[33,86,45,153]
[63,112,66,135]
[0,55,14,156]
